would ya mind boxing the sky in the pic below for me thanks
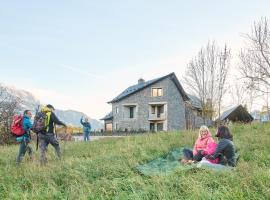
[0,0,270,119]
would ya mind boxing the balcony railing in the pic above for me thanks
[148,111,167,121]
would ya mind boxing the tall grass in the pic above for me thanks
[0,123,269,200]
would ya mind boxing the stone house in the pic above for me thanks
[101,72,210,132]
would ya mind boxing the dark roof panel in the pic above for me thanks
[187,94,202,109]
[216,105,253,122]
[108,72,190,103]
[100,112,113,120]
[108,78,160,103]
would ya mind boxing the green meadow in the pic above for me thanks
[0,123,269,200]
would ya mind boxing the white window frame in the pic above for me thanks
[151,87,163,97]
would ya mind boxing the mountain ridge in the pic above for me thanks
[1,84,103,130]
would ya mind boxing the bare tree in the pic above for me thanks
[216,45,231,118]
[184,41,231,121]
[0,84,21,144]
[239,17,270,94]
[229,78,248,106]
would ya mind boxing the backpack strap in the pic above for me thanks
[45,111,51,132]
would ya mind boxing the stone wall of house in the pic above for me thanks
[111,77,186,131]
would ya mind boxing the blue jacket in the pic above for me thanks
[16,115,32,143]
[23,115,33,133]
[80,118,91,133]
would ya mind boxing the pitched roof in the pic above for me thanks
[216,105,253,122]
[100,112,113,120]
[187,94,202,109]
[108,72,190,103]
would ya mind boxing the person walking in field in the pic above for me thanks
[16,110,33,164]
[38,104,67,165]
[80,116,91,141]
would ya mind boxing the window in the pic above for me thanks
[152,88,163,97]
[115,123,118,130]
[157,105,164,118]
[151,106,155,114]
[157,123,164,131]
[115,107,119,114]
[105,123,112,132]
[130,107,134,118]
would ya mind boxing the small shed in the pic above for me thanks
[216,105,253,123]
[100,112,113,132]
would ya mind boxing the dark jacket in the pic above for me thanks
[47,112,66,134]
[210,139,236,167]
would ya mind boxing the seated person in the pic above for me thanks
[206,125,236,167]
[181,125,217,164]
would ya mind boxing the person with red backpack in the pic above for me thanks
[16,110,33,164]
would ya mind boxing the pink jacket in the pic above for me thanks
[205,142,219,164]
[193,132,216,156]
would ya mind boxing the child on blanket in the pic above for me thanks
[181,125,219,164]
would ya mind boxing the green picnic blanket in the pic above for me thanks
[136,148,234,176]
[136,148,195,176]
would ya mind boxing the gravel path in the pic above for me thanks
[73,135,124,141]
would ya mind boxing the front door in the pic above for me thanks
[157,123,163,131]
[150,123,155,132]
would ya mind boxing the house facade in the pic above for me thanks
[101,73,209,132]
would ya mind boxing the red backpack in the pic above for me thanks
[11,115,25,136]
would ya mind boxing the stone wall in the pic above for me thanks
[111,77,186,131]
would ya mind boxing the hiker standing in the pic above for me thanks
[38,104,66,165]
[80,116,91,141]
[16,110,33,164]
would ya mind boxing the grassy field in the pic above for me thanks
[0,124,270,200]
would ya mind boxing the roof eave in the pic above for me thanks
[107,72,190,104]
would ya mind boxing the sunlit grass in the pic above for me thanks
[0,123,269,199]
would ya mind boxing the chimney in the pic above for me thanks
[138,78,145,84]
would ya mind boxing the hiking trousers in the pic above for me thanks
[83,131,90,141]
[16,141,33,164]
[39,133,61,165]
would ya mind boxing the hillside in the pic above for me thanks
[1,85,103,130]
[0,123,269,199]
[55,110,103,130]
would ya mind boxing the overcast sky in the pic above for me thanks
[0,0,270,119]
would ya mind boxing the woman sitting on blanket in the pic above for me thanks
[181,125,219,164]
[205,125,236,167]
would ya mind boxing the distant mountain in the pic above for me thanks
[4,86,41,111]
[55,110,103,130]
[1,85,103,130]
